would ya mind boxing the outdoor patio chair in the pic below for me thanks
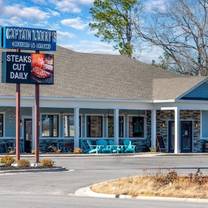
[63,142,71,153]
[108,140,124,153]
[80,140,90,153]
[87,139,100,154]
[6,141,15,154]
[0,142,6,153]
[108,140,117,153]
[96,139,111,153]
[123,139,136,153]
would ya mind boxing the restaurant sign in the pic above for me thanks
[2,52,54,85]
[1,26,56,51]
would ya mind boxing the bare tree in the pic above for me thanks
[136,0,208,75]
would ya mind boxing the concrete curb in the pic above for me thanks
[75,186,208,203]
[0,153,163,158]
[1,153,208,158]
[0,166,67,174]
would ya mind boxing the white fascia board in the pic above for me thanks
[176,77,208,100]
[0,96,154,110]
[155,101,208,111]
[153,99,175,103]
[177,99,208,104]
[40,99,154,109]
[0,95,152,103]
[40,96,153,103]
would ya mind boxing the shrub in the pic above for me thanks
[0,156,15,166]
[166,170,178,183]
[154,170,178,186]
[16,159,30,168]
[40,159,54,168]
[149,148,157,152]
[55,149,61,154]
[74,148,82,154]
[191,168,207,185]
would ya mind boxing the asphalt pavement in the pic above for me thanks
[0,154,208,208]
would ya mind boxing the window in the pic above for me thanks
[119,116,124,137]
[129,116,144,138]
[63,115,82,137]
[87,116,103,137]
[63,115,74,137]
[0,114,3,137]
[108,116,124,137]
[42,114,59,137]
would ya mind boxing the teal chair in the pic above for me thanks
[80,139,100,154]
[96,139,111,153]
[80,140,90,153]
[123,139,136,153]
[108,140,124,153]
[108,140,117,153]
[87,140,101,154]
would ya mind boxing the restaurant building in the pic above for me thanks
[0,46,208,154]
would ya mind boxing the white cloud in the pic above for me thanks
[50,0,94,13]
[79,0,94,4]
[63,40,119,55]
[144,0,167,13]
[3,4,49,21]
[51,0,81,13]
[32,0,46,4]
[57,31,75,41]
[61,17,87,30]
[137,45,163,63]
[47,9,60,16]
[0,0,4,13]
[0,16,26,26]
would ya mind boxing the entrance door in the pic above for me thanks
[181,121,192,153]
[168,121,174,153]
[168,121,192,153]
[24,119,32,153]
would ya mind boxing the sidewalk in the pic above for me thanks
[1,152,208,158]
[0,152,162,158]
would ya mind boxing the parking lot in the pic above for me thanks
[1,154,208,208]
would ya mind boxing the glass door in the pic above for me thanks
[24,119,32,153]
[168,121,174,153]
[181,121,192,153]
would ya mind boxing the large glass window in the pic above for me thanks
[0,114,3,137]
[87,116,103,137]
[63,115,82,137]
[64,115,74,137]
[108,116,124,138]
[129,116,144,138]
[42,115,59,137]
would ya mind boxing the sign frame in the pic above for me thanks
[2,51,54,85]
[1,26,57,51]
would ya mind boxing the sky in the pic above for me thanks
[0,0,167,63]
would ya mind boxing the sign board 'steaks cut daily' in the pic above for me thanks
[2,52,54,85]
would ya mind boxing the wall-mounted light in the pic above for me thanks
[195,122,199,128]
[161,121,166,128]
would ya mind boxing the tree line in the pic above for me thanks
[89,0,208,76]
